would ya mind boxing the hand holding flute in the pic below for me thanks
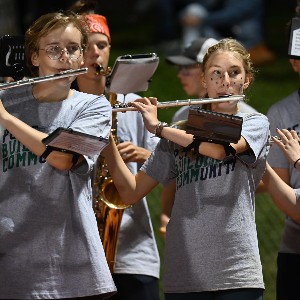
[129,97,160,134]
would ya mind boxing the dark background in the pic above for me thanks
[12,0,298,54]
[2,2,299,299]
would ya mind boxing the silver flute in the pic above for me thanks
[0,68,88,90]
[111,95,245,112]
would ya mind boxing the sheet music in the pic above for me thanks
[42,128,109,157]
[106,54,159,94]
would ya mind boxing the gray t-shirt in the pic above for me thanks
[0,86,116,299]
[141,112,269,293]
[113,93,160,278]
[267,90,300,253]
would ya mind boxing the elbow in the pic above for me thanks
[113,185,142,206]
[284,206,300,225]
[99,187,138,208]
[121,193,142,206]
[46,152,79,171]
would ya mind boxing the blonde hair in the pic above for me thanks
[25,11,89,76]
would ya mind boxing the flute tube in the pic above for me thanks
[0,68,88,91]
[112,95,245,112]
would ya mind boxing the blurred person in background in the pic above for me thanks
[156,0,275,65]
[262,129,300,225]
[69,1,161,299]
[266,3,300,298]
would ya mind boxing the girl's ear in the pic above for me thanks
[31,52,39,67]
[201,73,206,88]
[242,75,251,90]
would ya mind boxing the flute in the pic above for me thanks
[0,68,88,91]
[111,95,245,112]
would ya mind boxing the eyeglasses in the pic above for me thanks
[178,64,201,76]
[39,45,83,60]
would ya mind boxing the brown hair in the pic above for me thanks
[25,11,89,76]
[202,38,254,80]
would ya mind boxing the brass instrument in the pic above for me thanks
[95,64,111,76]
[111,95,245,112]
[0,68,88,90]
[93,92,129,272]
[92,56,158,271]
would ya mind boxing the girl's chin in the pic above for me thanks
[213,101,239,113]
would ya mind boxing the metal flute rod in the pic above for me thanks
[111,95,245,112]
[0,68,88,91]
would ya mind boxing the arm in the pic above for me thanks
[115,95,159,164]
[160,180,176,238]
[0,100,79,170]
[102,134,159,205]
[130,97,249,160]
[117,141,151,163]
[262,163,300,224]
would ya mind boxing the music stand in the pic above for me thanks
[105,53,159,94]
[41,128,109,158]
[288,17,300,59]
[0,35,31,80]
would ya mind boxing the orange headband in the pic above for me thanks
[85,14,111,43]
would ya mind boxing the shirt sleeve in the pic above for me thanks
[70,94,112,140]
[237,112,270,166]
[140,138,177,186]
[70,94,112,174]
